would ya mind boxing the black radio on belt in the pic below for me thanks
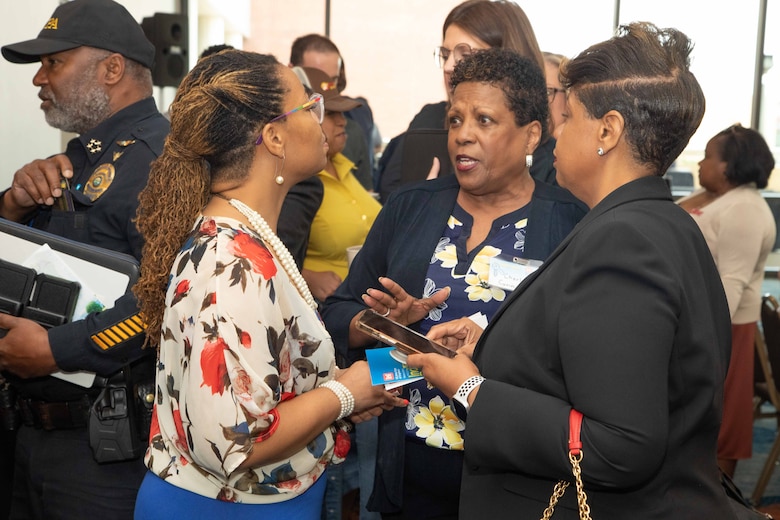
[89,363,154,464]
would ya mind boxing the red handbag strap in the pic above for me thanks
[542,408,592,520]
[568,409,584,456]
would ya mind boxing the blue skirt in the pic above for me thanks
[134,470,327,519]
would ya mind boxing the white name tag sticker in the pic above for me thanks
[488,254,542,291]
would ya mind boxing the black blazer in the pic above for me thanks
[463,176,735,519]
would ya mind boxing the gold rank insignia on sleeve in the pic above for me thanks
[91,314,146,350]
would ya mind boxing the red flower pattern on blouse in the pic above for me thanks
[146,217,335,500]
[276,478,303,491]
[172,407,190,456]
[233,368,252,396]
[200,218,217,236]
[333,428,351,459]
[171,280,190,307]
[201,336,229,395]
[217,487,238,502]
[239,329,251,349]
[228,231,277,278]
[148,405,161,443]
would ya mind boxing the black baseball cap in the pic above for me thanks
[2,0,155,69]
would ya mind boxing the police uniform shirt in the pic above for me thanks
[17,97,169,400]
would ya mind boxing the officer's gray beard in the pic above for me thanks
[43,69,112,135]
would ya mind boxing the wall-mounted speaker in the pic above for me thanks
[141,13,189,87]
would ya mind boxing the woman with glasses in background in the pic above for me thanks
[132,50,403,519]
[376,0,561,201]
[543,51,567,138]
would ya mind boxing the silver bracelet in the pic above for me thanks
[321,380,355,420]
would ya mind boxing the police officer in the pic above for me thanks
[0,0,169,518]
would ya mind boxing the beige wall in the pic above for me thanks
[246,0,463,143]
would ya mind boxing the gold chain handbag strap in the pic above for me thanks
[541,409,592,520]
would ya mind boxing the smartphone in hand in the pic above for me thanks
[356,309,456,359]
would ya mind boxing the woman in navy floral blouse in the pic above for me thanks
[322,49,586,518]
[133,50,403,519]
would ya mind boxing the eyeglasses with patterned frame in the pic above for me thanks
[255,93,325,145]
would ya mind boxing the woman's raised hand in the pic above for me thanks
[362,276,451,326]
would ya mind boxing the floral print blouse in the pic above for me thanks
[404,203,530,450]
[145,215,338,503]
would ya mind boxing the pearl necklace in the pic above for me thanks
[221,197,317,310]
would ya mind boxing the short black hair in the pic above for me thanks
[450,47,549,142]
[562,22,705,175]
[714,124,775,189]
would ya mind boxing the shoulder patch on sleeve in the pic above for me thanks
[91,314,146,350]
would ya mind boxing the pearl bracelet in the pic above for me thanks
[321,380,355,420]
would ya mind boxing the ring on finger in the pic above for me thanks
[380,308,391,317]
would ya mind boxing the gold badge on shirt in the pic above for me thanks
[83,163,115,201]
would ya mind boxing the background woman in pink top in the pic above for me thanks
[678,124,776,478]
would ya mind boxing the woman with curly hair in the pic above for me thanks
[132,50,403,518]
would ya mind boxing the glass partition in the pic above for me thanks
[522,0,773,188]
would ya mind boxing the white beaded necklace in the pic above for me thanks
[220,196,317,310]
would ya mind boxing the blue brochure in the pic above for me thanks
[365,346,424,389]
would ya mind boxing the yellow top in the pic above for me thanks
[303,153,382,279]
